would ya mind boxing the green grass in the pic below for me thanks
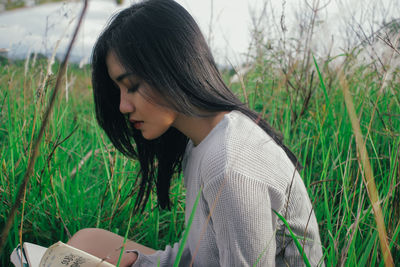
[0,50,399,266]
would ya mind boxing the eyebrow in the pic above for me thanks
[116,72,133,82]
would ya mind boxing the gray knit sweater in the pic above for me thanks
[132,111,324,266]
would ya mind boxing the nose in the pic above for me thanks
[119,90,134,114]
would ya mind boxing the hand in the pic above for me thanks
[108,251,138,267]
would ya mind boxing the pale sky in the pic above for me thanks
[0,0,398,66]
[0,0,263,66]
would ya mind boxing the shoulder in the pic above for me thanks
[200,111,296,190]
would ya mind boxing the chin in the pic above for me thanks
[141,132,161,140]
[141,134,154,140]
[141,128,170,140]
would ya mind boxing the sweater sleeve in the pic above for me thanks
[131,241,191,267]
[202,171,279,267]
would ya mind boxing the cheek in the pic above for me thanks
[163,111,178,126]
[147,103,177,125]
[162,112,177,124]
[155,112,177,133]
[141,107,177,140]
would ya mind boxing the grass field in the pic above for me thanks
[0,45,399,266]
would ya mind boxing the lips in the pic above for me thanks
[134,121,143,129]
[130,119,144,129]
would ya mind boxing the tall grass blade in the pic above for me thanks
[340,72,394,267]
[313,55,334,125]
[0,0,88,254]
[358,230,377,267]
[272,210,311,267]
[116,202,134,267]
[173,187,202,267]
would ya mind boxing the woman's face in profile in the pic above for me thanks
[106,51,178,140]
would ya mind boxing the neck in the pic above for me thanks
[173,111,229,146]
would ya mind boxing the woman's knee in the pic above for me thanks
[68,228,105,246]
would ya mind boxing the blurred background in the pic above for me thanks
[0,1,399,266]
[0,0,399,68]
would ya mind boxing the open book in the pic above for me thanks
[10,241,115,267]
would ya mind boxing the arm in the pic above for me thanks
[203,171,278,266]
[131,241,191,267]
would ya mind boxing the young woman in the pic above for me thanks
[68,0,324,266]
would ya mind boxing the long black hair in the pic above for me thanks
[92,0,300,212]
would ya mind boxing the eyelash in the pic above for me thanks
[127,83,140,93]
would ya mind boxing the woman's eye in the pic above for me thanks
[128,84,140,93]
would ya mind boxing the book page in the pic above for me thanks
[23,243,48,267]
[39,241,115,267]
[10,245,28,267]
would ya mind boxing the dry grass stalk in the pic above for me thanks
[0,0,88,254]
[366,33,400,138]
[36,15,75,100]
[70,147,103,178]
[339,72,394,267]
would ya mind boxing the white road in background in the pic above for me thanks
[0,0,265,66]
[0,0,398,66]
